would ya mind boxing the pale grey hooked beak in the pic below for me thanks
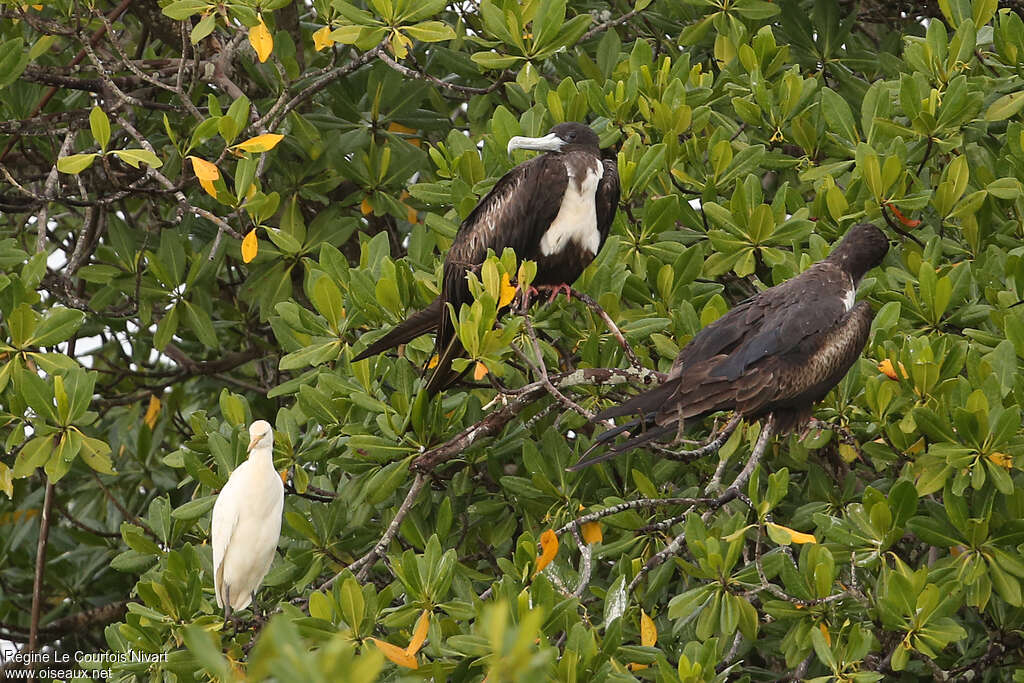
[507,132,564,155]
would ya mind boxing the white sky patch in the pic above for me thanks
[689,197,702,211]
[47,249,67,271]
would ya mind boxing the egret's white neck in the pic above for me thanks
[249,444,274,468]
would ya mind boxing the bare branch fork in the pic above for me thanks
[627,416,776,593]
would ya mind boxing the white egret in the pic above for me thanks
[211,419,284,617]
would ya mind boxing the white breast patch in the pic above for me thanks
[539,158,603,257]
[842,279,855,312]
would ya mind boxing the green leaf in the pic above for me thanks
[985,92,1024,121]
[29,308,85,347]
[403,21,456,42]
[90,107,111,152]
[112,149,163,169]
[57,154,98,175]
[0,39,30,89]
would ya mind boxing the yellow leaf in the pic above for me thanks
[361,197,373,215]
[766,522,817,545]
[400,190,419,224]
[143,395,161,430]
[819,623,831,647]
[628,663,648,671]
[198,177,218,199]
[640,610,657,647]
[370,638,418,669]
[0,463,13,499]
[473,361,488,380]
[388,122,420,147]
[0,508,39,524]
[498,273,517,308]
[988,452,1013,469]
[233,133,284,153]
[241,230,259,263]
[877,359,908,380]
[427,354,439,369]
[534,529,558,575]
[389,29,412,58]
[313,26,334,52]
[406,610,430,655]
[249,18,273,63]
[580,521,602,544]
[279,469,288,484]
[188,155,219,182]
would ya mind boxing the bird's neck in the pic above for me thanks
[248,445,274,469]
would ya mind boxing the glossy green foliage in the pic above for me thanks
[4,0,1024,679]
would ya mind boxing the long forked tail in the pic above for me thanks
[423,335,467,396]
[352,296,442,362]
[568,416,674,470]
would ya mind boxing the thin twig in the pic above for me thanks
[27,482,54,662]
[570,525,593,598]
[320,472,427,589]
[565,288,643,371]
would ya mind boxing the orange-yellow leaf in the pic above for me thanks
[473,361,488,380]
[241,230,259,263]
[640,609,657,647]
[988,452,1013,469]
[498,273,517,308]
[427,354,439,369]
[388,122,420,147]
[360,197,373,215]
[534,529,558,575]
[766,522,817,545]
[313,26,334,52]
[143,394,161,430]
[370,638,418,669]
[406,609,430,655]
[580,521,602,544]
[233,133,284,153]
[189,155,219,182]
[628,663,648,671]
[877,359,908,380]
[279,469,288,484]
[199,177,218,199]
[399,190,419,224]
[249,18,273,63]
[819,622,832,646]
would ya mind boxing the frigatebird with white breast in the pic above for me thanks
[570,222,889,470]
[353,122,620,395]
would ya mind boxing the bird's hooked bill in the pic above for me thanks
[507,132,563,155]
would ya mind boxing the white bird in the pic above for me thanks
[211,419,284,617]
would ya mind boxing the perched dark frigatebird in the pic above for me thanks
[353,122,620,395]
[570,222,889,470]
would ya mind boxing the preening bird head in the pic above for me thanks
[507,122,600,155]
[247,420,274,453]
[826,223,889,284]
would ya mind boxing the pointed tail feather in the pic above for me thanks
[568,422,675,471]
[423,335,466,396]
[352,297,442,362]
[594,380,678,421]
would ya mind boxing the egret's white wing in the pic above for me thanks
[211,462,247,607]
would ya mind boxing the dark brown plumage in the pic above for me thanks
[353,122,620,394]
[571,222,889,469]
